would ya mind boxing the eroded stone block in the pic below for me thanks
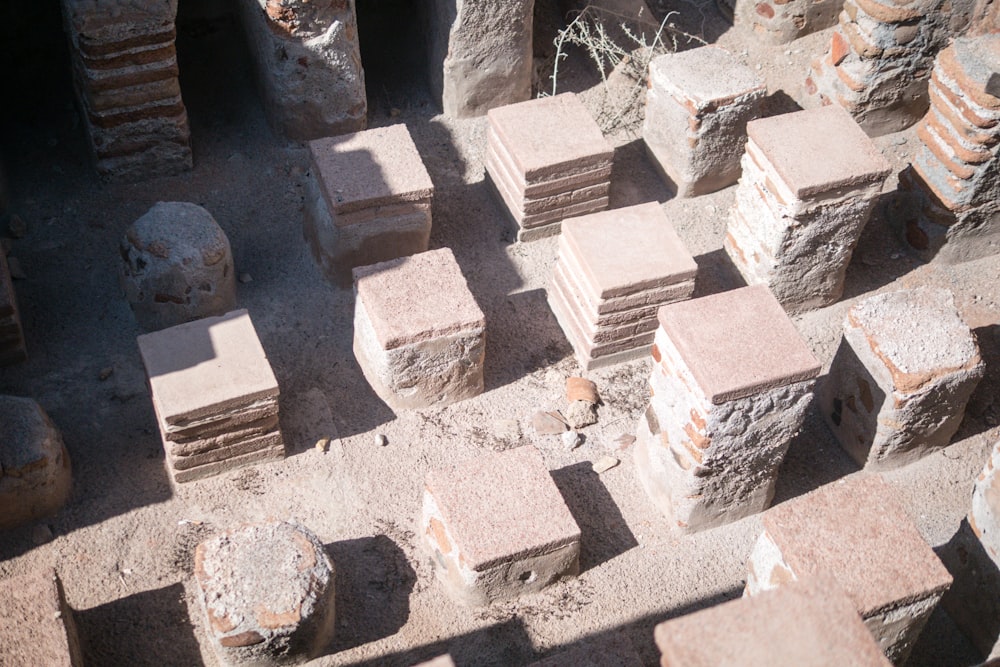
[635,285,820,532]
[643,46,766,196]
[422,445,580,606]
[194,520,336,665]
[353,248,485,411]
[305,124,434,286]
[746,475,953,663]
[819,287,984,469]
[0,568,84,666]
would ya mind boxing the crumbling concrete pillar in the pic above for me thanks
[724,105,891,313]
[0,569,84,666]
[236,0,367,140]
[634,285,821,533]
[0,251,27,365]
[426,0,535,118]
[819,287,984,470]
[60,0,193,180]
[719,0,844,45]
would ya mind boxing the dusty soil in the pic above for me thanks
[1,2,998,665]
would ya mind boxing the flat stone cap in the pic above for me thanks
[761,474,953,616]
[487,93,614,180]
[654,579,891,666]
[424,445,581,571]
[846,287,982,394]
[309,123,434,215]
[656,285,820,403]
[353,248,485,350]
[649,46,766,112]
[138,309,279,425]
[0,568,80,667]
[747,105,892,199]
[562,202,698,299]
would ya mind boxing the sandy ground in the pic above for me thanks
[1,2,998,665]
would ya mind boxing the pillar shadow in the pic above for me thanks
[609,139,675,207]
[691,248,746,299]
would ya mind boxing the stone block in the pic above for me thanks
[0,250,27,365]
[120,202,237,331]
[235,0,366,140]
[194,520,336,665]
[485,93,614,240]
[819,287,984,469]
[0,396,72,531]
[353,248,485,411]
[138,309,284,484]
[305,124,434,286]
[421,445,581,606]
[60,0,192,180]
[635,285,820,532]
[655,578,890,666]
[0,568,84,666]
[724,105,891,312]
[547,202,697,369]
[426,0,534,117]
[643,46,766,196]
[746,474,953,663]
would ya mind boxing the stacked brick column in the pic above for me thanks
[643,46,766,197]
[802,0,974,136]
[900,35,1000,262]
[634,285,820,533]
[61,0,193,180]
[724,105,891,313]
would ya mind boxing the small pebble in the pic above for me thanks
[32,523,53,545]
[565,400,598,429]
[7,256,25,279]
[593,456,620,474]
[562,430,583,450]
[375,433,388,447]
[98,367,114,381]
[316,437,330,453]
[8,214,26,239]
[239,272,253,284]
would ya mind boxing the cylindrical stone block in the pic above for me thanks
[120,202,237,331]
[194,520,336,665]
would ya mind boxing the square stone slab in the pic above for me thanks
[309,123,434,217]
[654,579,891,666]
[487,93,614,182]
[761,474,953,617]
[746,105,892,199]
[424,445,580,571]
[138,309,279,425]
[648,45,766,113]
[656,285,821,404]
[353,248,485,350]
[561,202,698,300]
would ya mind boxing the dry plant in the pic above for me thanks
[546,5,706,135]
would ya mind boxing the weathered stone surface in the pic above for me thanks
[120,202,237,331]
[0,396,72,531]
[547,202,697,369]
[725,106,891,312]
[194,520,336,665]
[819,288,984,469]
[0,568,84,666]
[655,578,891,665]
[236,0,366,140]
[60,0,192,180]
[422,445,580,605]
[722,0,843,44]
[643,46,765,197]
[353,248,485,411]
[304,124,433,285]
[635,286,820,532]
[746,474,953,663]
[426,0,534,118]
[972,441,1000,567]
[0,250,27,365]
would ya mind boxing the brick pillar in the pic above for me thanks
[61,0,193,181]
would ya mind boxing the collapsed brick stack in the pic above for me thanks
[0,251,26,365]
[60,0,192,180]
[643,46,766,197]
[724,105,891,313]
[547,202,697,370]
[635,285,820,533]
[819,287,984,470]
[486,93,614,241]
[802,0,971,135]
[138,309,284,484]
[900,35,1000,262]
[0,569,84,666]
[746,475,953,663]
[304,124,434,286]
